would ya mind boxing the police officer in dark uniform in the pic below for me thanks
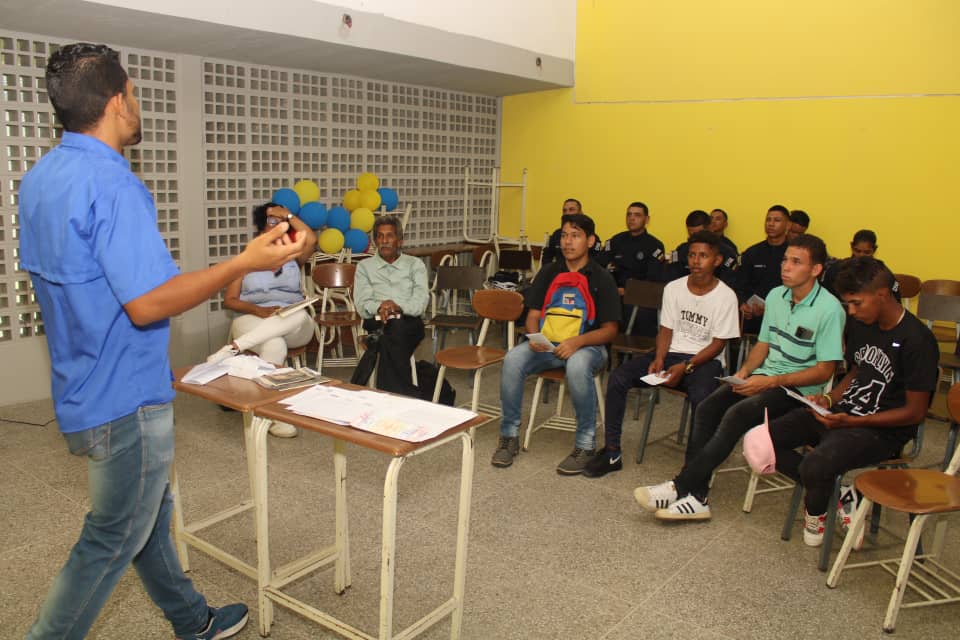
[542,198,603,263]
[668,210,737,285]
[709,208,739,258]
[601,201,665,336]
[735,204,791,334]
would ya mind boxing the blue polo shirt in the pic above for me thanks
[753,280,845,396]
[19,132,180,433]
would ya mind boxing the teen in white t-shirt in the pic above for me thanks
[584,231,740,477]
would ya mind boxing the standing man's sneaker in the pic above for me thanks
[837,484,865,550]
[268,421,299,438]
[177,604,249,640]
[655,494,711,521]
[491,436,520,468]
[583,449,623,478]
[634,481,678,511]
[803,511,827,547]
[557,448,596,475]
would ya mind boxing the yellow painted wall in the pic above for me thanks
[499,0,960,282]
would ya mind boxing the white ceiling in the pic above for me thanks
[1,0,574,96]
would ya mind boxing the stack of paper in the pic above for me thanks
[181,355,277,385]
[279,386,477,442]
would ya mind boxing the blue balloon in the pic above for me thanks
[377,187,399,212]
[272,188,301,214]
[327,206,351,232]
[344,228,370,253]
[298,201,327,229]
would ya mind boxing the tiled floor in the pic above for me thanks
[2,341,959,639]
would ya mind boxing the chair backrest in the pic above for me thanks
[917,280,960,327]
[311,262,357,289]
[430,250,456,269]
[947,383,960,474]
[472,289,524,322]
[894,273,922,300]
[622,279,666,310]
[435,265,486,292]
[497,249,533,271]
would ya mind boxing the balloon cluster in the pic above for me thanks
[270,173,400,254]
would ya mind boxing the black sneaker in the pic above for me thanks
[491,436,520,468]
[556,447,596,475]
[582,449,624,478]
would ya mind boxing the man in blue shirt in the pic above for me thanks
[19,43,306,640]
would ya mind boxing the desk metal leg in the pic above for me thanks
[379,457,406,639]
[334,439,352,594]
[169,465,190,571]
[251,415,274,636]
[450,431,475,639]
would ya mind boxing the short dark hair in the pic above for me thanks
[768,204,789,217]
[711,208,728,221]
[627,201,648,215]
[787,233,828,266]
[561,213,595,239]
[252,202,277,234]
[852,229,877,246]
[789,210,810,227]
[687,230,721,253]
[564,198,582,209]
[373,215,402,240]
[685,210,710,228]
[833,256,896,296]
[46,43,128,132]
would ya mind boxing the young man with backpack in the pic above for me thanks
[492,214,621,474]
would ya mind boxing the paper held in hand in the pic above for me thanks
[273,296,319,318]
[716,375,747,385]
[525,332,555,350]
[639,372,672,386]
[780,385,831,416]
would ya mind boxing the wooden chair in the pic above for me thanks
[782,424,925,572]
[826,384,960,633]
[472,244,496,279]
[612,279,664,359]
[522,367,606,452]
[894,273,922,312]
[496,249,534,282]
[432,289,524,413]
[428,265,487,356]
[309,262,362,373]
[917,279,960,386]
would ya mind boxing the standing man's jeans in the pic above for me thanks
[499,343,607,450]
[28,403,209,640]
[604,352,723,452]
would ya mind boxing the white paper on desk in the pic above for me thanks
[525,332,555,350]
[281,385,477,442]
[221,355,276,380]
[181,361,229,385]
[716,375,747,386]
[639,372,671,386]
[780,385,831,416]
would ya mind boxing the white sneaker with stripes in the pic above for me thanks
[634,481,678,512]
[655,494,711,521]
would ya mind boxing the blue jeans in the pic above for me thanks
[27,403,209,640]
[499,343,607,449]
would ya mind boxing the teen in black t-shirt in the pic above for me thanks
[767,257,940,548]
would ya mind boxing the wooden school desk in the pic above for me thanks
[172,370,487,639]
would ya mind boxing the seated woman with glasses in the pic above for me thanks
[208,202,317,437]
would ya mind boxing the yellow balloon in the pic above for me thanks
[293,180,320,205]
[318,228,345,254]
[357,172,379,192]
[343,189,362,212]
[350,207,375,233]
[359,189,382,211]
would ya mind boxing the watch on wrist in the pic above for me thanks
[684,361,695,375]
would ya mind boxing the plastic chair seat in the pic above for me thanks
[316,311,362,327]
[435,346,506,370]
